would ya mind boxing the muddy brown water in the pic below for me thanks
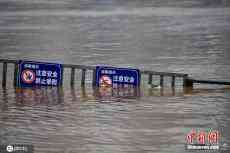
[0,0,230,152]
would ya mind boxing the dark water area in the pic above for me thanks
[0,0,230,152]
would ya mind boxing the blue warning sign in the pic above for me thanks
[95,66,141,88]
[17,60,63,87]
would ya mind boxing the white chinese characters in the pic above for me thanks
[113,75,135,83]
[35,70,59,86]
[35,78,58,86]
[101,70,116,75]
[36,70,58,78]
[24,64,39,69]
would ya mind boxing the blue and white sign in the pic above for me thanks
[95,66,141,88]
[17,60,63,87]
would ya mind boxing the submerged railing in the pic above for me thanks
[0,58,189,88]
[1,58,229,88]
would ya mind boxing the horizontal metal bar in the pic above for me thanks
[0,58,188,77]
[191,79,230,85]
[141,70,187,77]
[62,64,95,70]
[0,59,95,70]
[0,59,17,64]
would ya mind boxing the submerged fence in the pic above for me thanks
[0,59,189,88]
[1,58,229,88]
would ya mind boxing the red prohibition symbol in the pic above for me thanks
[100,75,112,87]
[21,69,36,84]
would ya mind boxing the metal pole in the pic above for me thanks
[13,63,18,87]
[2,62,7,87]
[70,67,75,87]
[81,69,86,86]
[92,69,96,87]
[148,74,153,85]
[160,75,164,87]
[60,68,64,86]
[171,76,175,88]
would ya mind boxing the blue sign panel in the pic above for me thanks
[95,66,141,88]
[17,60,63,87]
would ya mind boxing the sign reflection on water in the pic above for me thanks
[15,88,64,105]
[96,87,141,99]
[14,87,140,105]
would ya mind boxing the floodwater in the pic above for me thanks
[0,0,230,152]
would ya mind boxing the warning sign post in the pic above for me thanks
[95,66,141,88]
[17,60,63,88]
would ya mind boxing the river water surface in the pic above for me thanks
[0,0,230,153]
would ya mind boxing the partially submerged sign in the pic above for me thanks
[95,66,141,88]
[17,60,63,87]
